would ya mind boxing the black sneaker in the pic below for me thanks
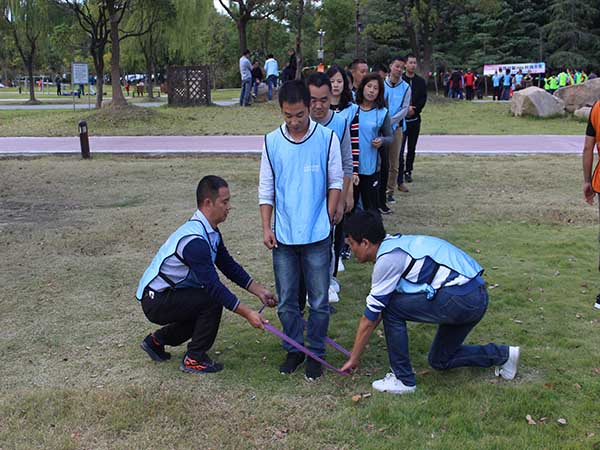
[379,205,392,215]
[305,357,323,381]
[595,293,600,310]
[180,354,223,374]
[386,194,396,204]
[140,333,171,362]
[405,171,413,183]
[279,352,306,374]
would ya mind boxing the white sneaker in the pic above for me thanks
[495,346,520,380]
[337,258,345,272]
[330,277,340,293]
[372,373,416,394]
[328,286,339,303]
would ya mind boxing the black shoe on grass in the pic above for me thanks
[305,357,323,381]
[279,352,306,374]
[180,354,223,374]
[140,334,171,362]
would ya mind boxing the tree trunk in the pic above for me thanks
[237,20,248,54]
[109,10,127,107]
[92,47,105,108]
[295,0,305,80]
[146,61,154,99]
[27,58,36,103]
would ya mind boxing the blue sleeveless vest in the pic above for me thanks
[334,103,359,126]
[358,107,387,175]
[265,124,333,245]
[376,234,484,299]
[384,79,409,132]
[135,219,217,300]
[323,112,347,144]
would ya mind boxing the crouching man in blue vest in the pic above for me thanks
[340,211,520,394]
[136,175,276,374]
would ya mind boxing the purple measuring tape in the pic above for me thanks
[258,304,351,376]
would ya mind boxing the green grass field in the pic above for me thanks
[1,155,599,449]
[0,96,587,137]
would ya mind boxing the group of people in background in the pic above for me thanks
[443,69,484,100]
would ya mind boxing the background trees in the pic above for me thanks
[0,0,599,94]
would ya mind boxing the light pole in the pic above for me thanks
[318,29,326,62]
[355,0,361,58]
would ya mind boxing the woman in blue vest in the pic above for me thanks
[355,73,393,211]
[340,211,519,394]
[136,176,276,374]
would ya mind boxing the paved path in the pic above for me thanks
[0,100,234,109]
[0,134,584,156]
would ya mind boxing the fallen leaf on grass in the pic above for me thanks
[273,428,288,439]
[544,383,553,389]
[376,330,384,338]
[352,394,362,402]
[526,415,536,425]
[588,432,596,438]
[575,383,582,390]
[576,313,583,319]
[593,368,600,375]
[539,417,548,423]
[513,319,523,324]
[557,418,567,426]
[417,370,431,376]
[554,270,560,277]
[489,284,499,289]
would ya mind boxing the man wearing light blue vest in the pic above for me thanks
[340,211,519,394]
[264,54,279,101]
[384,56,411,200]
[259,80,343,381]
[136,176,276,374]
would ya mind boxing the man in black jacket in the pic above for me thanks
[399,54,427,184]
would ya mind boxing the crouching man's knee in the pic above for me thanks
[428,352,450,371]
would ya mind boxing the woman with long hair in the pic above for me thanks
[354,73,393,212]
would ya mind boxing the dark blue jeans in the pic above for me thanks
[273,237,331,357]
[266,75,277,100]
[382,285,509,386]
[240,78,252,106]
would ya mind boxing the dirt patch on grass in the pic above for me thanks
[86,104,158,128]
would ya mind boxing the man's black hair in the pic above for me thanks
[350,58,368,70]
[307,72,332,91]
[390,55,406,64]
[278,79,310,108]
[242,49,250,56]
[406,53,417,60]
[196,175,228,206]
[372,62,388,74]
[267,53,274,59]
[345,210,386,244]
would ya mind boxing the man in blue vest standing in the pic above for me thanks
[136,175,276,374]
[259,80,343,381]
[264,54,279,101]
[340,211,519,394]
[384,56,411,199]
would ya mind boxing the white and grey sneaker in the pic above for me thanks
[337,258,345,272]
[330,277,340,293]
[328,286,340,303]
[372,372,416,394]
[495,346,520,380]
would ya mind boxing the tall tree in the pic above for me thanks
[64,0,110,108]
[1,0,49,103]
[217,0,283,53]
[318,0,354,61]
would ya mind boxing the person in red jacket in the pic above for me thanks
[464,69,475,101]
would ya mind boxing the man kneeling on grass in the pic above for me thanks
[340,211,520,394]
[135,175,276,374]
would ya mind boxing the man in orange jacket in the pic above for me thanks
[582,100,600,310]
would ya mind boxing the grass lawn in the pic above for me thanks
[0,97,587,137]
[1,154,600,449]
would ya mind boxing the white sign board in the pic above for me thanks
[72,63,89,85]
[483,62,545,76]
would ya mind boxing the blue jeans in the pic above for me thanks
[266,75,278,100]
[382,285,509,386]
[240,78,252,106]
[273,237,331,357]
